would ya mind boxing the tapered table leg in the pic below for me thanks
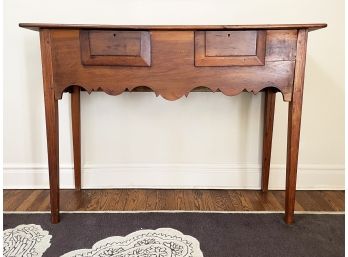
[261,88,276,192]
[284,29,308,224]
[40,29,60,223]
[71,86,81,190]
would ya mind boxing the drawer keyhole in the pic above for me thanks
[113,33,117,37]
[227,33,231,37]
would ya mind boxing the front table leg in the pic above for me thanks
[284,29,308,224]
[43,84,60,224]
[40,29,60,223]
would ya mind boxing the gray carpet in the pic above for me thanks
[3,212,344,257]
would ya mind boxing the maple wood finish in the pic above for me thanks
[19,23,326,224]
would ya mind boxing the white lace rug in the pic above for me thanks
[3,224,52,257]
[3,225,203,257]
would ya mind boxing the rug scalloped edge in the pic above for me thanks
[61,227,204,257]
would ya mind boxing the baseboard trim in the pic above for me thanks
[3,163,344,190]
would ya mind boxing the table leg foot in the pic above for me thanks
[51,211,60,224]
[284,213,294,224]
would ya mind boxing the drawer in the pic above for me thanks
[80,30,151,66]
[195,30,266,66]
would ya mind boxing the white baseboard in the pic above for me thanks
[3,163,344,190]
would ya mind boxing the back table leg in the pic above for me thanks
[261,88,276,192]
[71,86,81,190]
[284,29,308,224]
[40,29,60,223]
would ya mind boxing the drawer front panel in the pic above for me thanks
[195,30,266,66]
[89,31,141,56]
[80,30,151,66]
[205,31,257,56]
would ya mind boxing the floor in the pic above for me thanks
[3,189,344,212]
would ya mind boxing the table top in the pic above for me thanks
[19,23,327,32]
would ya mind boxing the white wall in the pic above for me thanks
[4,0,344,189]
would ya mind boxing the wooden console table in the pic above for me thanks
[19,23,326,224]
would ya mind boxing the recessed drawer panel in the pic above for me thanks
[80,30,151,66]
[195,30,266,66]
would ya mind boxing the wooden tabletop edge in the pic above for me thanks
[18,23,327,32]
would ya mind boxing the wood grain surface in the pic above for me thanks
[40,29,60,223]
[4,190,344,212]
[71,86,81,190]
[80,30,151,66]
[284,29,308,224]
[19,23,327,31]
[20,24,328,224]
[261,88,276,192]
[194,30,266,66]
[50,29,297,101]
